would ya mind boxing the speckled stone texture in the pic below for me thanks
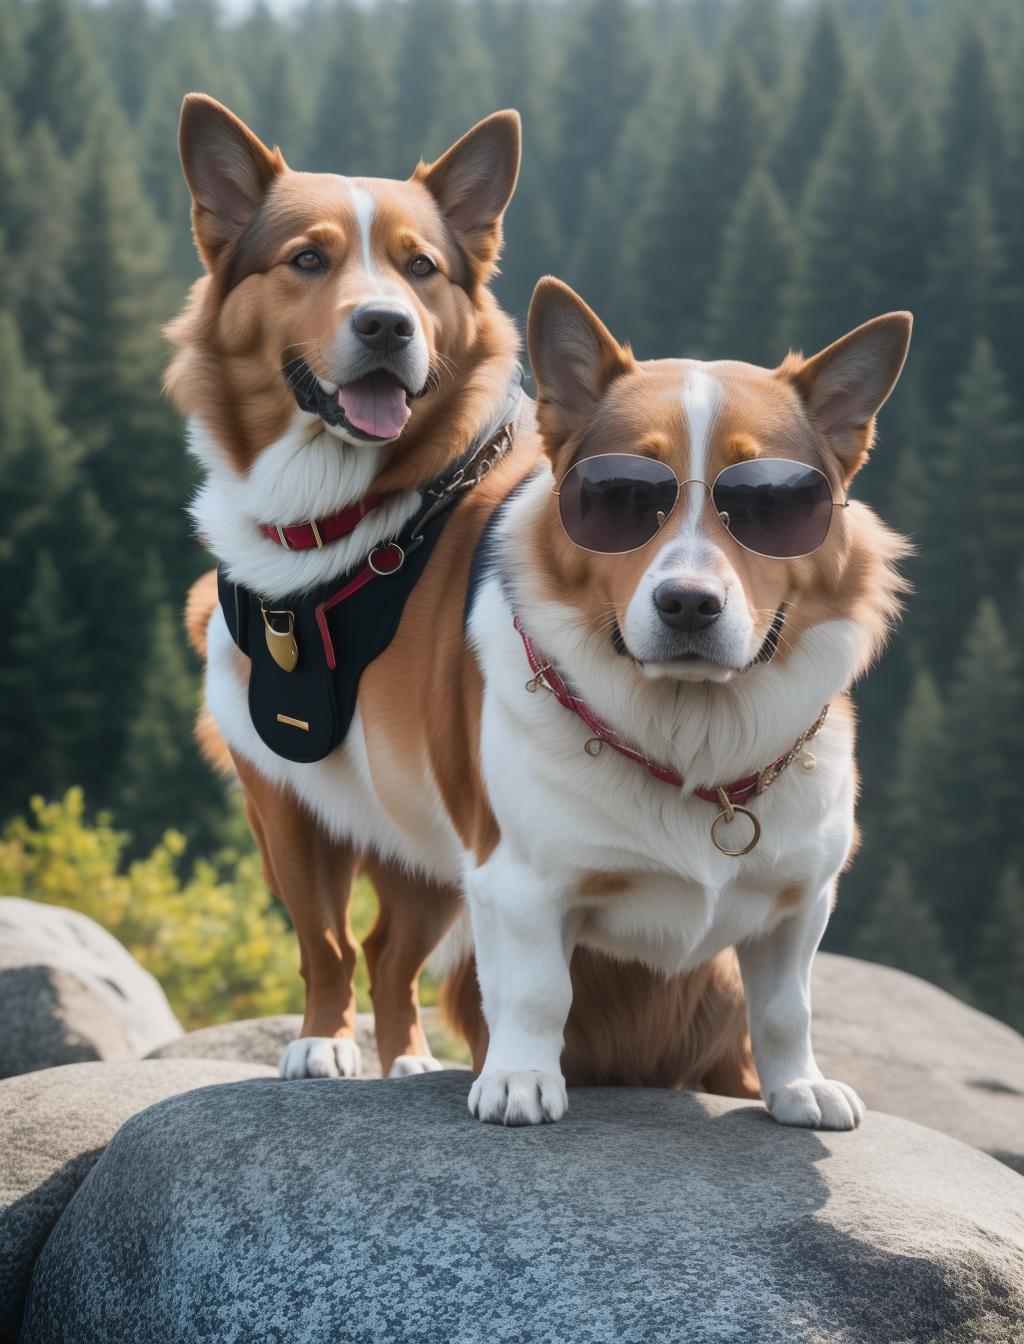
[0,897,182,1078]
[0,1058,274,1343]
[19,1071,1024,1344]
[812,953,1024,1172]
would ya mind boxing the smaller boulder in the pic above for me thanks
[0,898,182,1079]
[0,1057,274,1343]
[147,1007,469,1076]
[812,953,1024,1172]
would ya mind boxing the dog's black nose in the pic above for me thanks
[351,305,415,354]
[653,581,724,633]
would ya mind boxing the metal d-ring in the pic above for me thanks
[710,788,761,857]
[368,543,405,576]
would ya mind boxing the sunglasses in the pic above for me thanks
[554,453,847,559]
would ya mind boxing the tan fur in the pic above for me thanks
[184,571,236,777]
[442,947,760,1097]
[184,568,219,658]
[577,871,632,899]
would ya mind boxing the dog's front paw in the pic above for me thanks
[468,1070,567,1126]
[388,1054,444,1078]
[767,1078,865,1130]
[279,1036,361,1080]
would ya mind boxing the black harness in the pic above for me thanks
[219,381,522,764]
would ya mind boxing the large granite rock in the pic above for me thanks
[812,952,1024,1172]
[147,1007,469,1076]
[0,1058,274,1343]
[19,1072,1024,1344]
[0,897,182,1077]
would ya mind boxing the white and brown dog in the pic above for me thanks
[443,280,911,1126]
[172,94,533,1080]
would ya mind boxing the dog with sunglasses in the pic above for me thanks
[437,278,912,1126]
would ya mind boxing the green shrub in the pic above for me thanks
[0,788,386,1029]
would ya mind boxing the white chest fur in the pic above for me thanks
[468,576,857,977]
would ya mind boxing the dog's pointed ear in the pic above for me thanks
[179,93,285,269]
[528,277,635,454]
[785,312,913,478]
[417,110,521,274]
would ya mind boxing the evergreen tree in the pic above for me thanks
[939,19,1007,201]
[57,108,184,552]
[935,600,1024,961]
[923,180,1014,409]
[771,2,849,203]
[783,80,886,355]
[854,862,962,992]
[8,124,78,368]
[972,865,1024,1031]
[723,0,788,93]
[870,1,919,116]
[549,0,651,234]
[917,341,1024,642]
[0,0,26,99]
[0,551,95,809]
[629,46,765,355]
[620,73,706,357]
[705,168,794,365]
[307,3,392,176]
[238,8,310,160]
[95,0,157,122]
[117,596,227,853]
[0,312,79,573]
[874,93,940,319]
[134,29,250,278]
[390,0,495,161]
[489,0,560,316]
[16,0,104,155]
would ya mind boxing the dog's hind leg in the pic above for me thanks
[360,856,462,1077]
[233,751,363,1079]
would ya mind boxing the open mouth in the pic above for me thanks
[334,370,413,442]
[284,358,416,442]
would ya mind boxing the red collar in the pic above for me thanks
[261,493,391,550]
[514,616,827,854]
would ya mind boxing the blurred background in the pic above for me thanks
[0,0,1021,1035]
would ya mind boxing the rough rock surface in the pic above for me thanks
[20,1071,1024,1344]
[812,952,1024,1172]
[0,1057,274,1343]
[0,897,182,1078]
[147,1007,468,1076]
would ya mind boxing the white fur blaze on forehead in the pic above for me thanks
[680,364,723,526]
[347,182,377,277]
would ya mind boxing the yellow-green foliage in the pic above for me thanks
[0,789,387,1029]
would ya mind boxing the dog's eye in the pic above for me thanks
[409,254,436,278]
[292,249,325,271]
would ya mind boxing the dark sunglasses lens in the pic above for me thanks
[559,455,679,554]
[713,458,834,558]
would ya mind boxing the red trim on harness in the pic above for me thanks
[514,617,792,808]
[314,544,405,669]
[262,492,390,550]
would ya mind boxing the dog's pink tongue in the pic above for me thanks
[338,374,411,440]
